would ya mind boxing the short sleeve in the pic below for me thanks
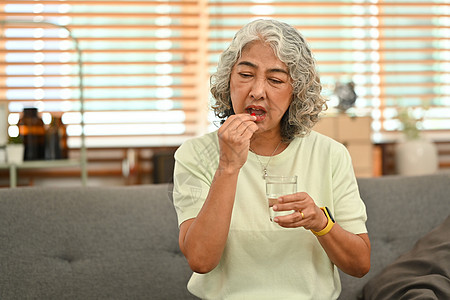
[331,143,368,234]
[172,133,219,226]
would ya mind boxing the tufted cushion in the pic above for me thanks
[0,184,197,300]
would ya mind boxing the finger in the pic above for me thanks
[234,115,258,134]
[221,123,257,145]
[273,203,306,216]
[299,210,305,220]
[273,212,305,228]
[220,114,256,136]
[226,113,257,127]
[277,220,303,229]
[278,192,309,203]
[275,207,324,231]
[239,121,258,138]
[236,113,258,122]
[234,120,256,136]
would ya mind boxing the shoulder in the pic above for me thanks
[294,131,351,167]
[175,131,219,161]
[174,131,220,185]
[300,130,347,152]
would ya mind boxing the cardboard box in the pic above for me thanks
[337,115,371,142]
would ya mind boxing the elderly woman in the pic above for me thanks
[172,19,370,299]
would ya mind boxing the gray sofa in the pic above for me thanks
[1,173,449,300]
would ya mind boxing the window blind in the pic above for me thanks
[1,0,449,149]
[207,0,450,142]
[1,0,204,148]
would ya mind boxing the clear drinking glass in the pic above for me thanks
[265,175,297,221]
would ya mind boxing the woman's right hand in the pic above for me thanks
[179,113,258,273]
[217,113,258,173]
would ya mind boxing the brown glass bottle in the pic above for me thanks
[45,115,68,160]
[18,108,46,160]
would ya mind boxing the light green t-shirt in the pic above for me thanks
[173,130,367,300]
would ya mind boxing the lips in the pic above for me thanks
[246,105,267,121]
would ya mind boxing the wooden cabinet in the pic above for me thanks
[314,115,374,177]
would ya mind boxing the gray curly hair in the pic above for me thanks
[210,19,326,141]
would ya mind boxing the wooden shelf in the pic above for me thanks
[0,159,85,188]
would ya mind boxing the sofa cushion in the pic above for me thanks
[338,173,450,300]
[0,184,197,299]
[361,215,450,300]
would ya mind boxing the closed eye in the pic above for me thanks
[269,78,283,84]
[239,73,253,78]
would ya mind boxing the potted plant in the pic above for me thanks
[6,135,25,164]
[395,105,438,175]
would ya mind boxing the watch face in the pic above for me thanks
[325,207,335,223]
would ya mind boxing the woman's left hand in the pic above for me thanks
[272,192,327,231]
[274,192,371,278]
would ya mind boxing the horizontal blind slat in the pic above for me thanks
[2,0,449,147]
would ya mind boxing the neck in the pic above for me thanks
[250,134,286,156]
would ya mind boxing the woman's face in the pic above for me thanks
[229,41,293,136]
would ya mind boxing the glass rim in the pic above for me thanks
[265,175,297,183]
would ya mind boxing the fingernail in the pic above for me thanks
[273,205,278,211]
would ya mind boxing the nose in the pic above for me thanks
[250,78,266,101]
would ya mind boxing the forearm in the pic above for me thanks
[317,226,371,278]
[180,166,240,273]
